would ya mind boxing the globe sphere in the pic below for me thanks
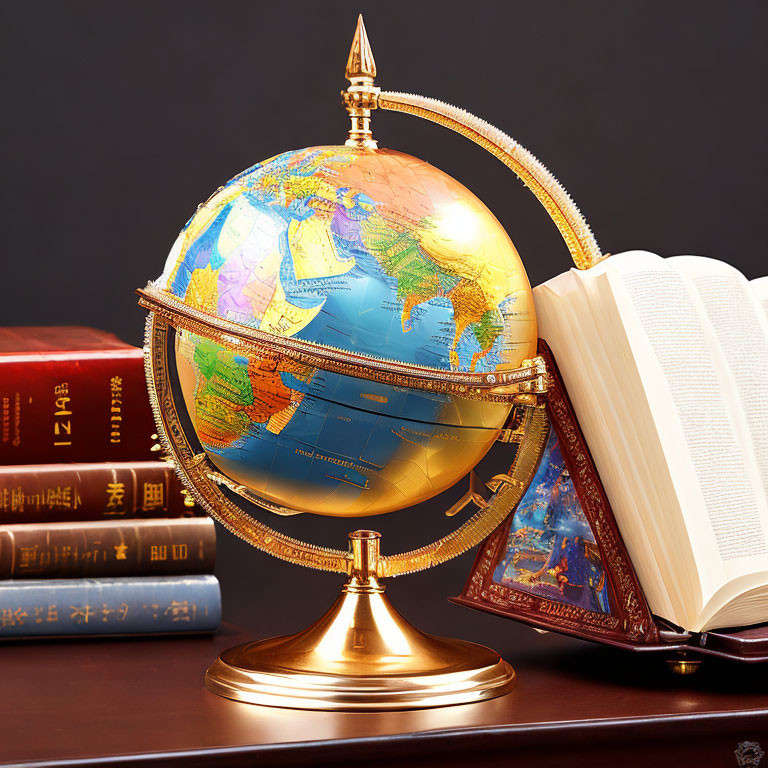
[156,146,537,516]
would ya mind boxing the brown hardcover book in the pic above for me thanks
[455,341,768,661]
[0,518,215,579]
[0,326,156,464]
[0,461,198,524]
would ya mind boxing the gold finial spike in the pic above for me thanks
[342,14,380,149]
[346,14,377,81]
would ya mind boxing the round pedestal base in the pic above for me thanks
[205,635,516,711]
[204,532,517,711]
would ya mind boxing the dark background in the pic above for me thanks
[1,1,766,656]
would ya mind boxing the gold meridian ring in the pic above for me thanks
[143,91,592,577]
[377,92,604,271]
[137,286,547,404]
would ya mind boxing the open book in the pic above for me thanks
[534,252,768,633]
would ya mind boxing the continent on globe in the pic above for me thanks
[159,146,536,374]
[175,329,512,516]
[160,145,538,516]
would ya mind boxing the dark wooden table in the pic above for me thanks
[2,623,767,767]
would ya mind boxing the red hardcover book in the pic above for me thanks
[0,326,156,464]
[0,518,216,579]
[0,461,198,524]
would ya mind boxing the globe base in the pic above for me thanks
[204,530,517,711]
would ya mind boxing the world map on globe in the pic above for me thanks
[157,146,537,516]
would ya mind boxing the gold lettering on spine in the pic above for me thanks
[53,382,72,447]
[141,482,165,512]
[0,485,82,514]
[105,482,126,515]
[109,375,123,443]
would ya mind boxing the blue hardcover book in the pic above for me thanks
[0,575,221,637]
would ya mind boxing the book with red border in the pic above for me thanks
[0,326,156,464]
[454,340,768,661]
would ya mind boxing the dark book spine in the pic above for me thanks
[0,351,156,464]
[0,518,216,579]
[0,461,199,524]
[0,575,221,637]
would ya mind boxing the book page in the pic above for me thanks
[536,251,768,630]
[605,257,768,594]
[668,257,768,627]
[582,256,718,627]
[752,276,768,319]
[573,269,697,619]
[535,273,681,621]
[672,257,768,518]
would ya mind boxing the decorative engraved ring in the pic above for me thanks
[137,286,548,404]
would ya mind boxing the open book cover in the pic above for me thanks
[457,253,768,657]
[455,339,659,648]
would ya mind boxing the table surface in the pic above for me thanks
[2,622,767,768]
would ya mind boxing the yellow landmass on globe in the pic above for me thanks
[417,200,535,368]
[266,401,301,434]
[418,200,523,309]
[184,265,219,315]
[260,278,323,337]
[288,215,355,281]
[447,281,491,369]
[258,148,354,208]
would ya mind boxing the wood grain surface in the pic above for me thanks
[1,623,766,767]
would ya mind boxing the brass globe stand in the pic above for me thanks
[205,531,515,710]
[138,15,603,712]
[139,305,550,710]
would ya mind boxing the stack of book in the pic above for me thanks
[0,326,221,638]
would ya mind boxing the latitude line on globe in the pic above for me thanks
[288,386,509,431]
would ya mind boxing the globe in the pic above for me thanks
[154,145,537,517]
[137,16,606,710]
